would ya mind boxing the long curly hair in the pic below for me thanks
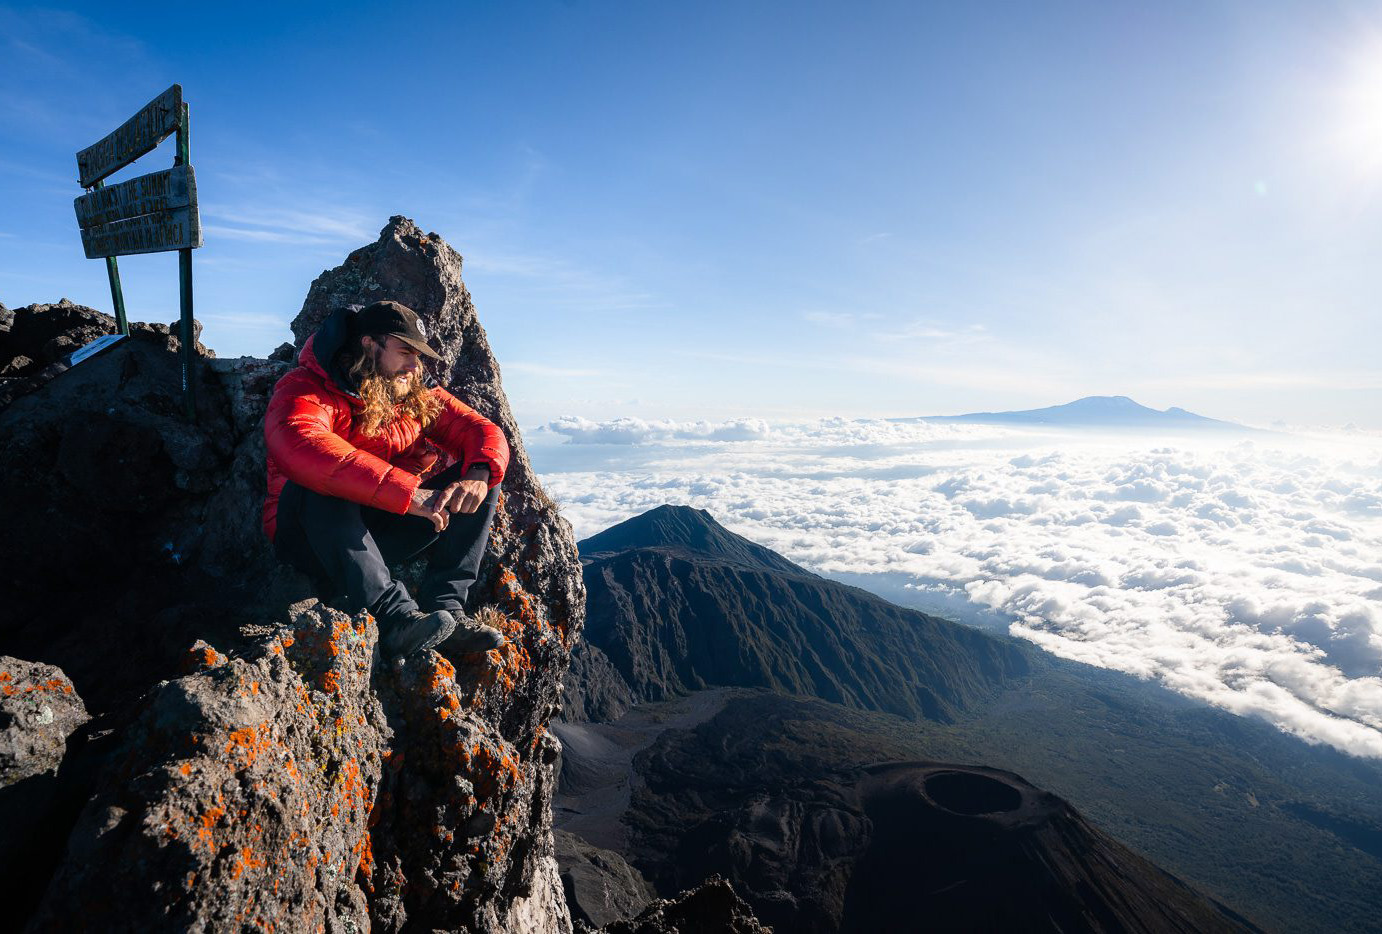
[340,334,443,437]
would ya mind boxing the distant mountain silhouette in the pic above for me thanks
[573,505,1029,723]
[906,395,1250,430]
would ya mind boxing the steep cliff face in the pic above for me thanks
[0,218,587,932]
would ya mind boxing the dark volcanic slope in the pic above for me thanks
[624,693,1251,934]
[580,504,806,576]
[577,505,1028,722]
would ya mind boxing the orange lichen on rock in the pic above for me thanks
[0,673,75,695]
[338,758,370,817]
[320,670,341,695]
[181,642,227,674]
[196,801,227,850]
[224,721,273,770]
[428,655,456,690]
[468,741,521,801]
[355,831,375,893]
[230,846,267,880]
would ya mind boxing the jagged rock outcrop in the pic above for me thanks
[557,829,656,928]
[561,643,635,724]
[0,298,212,409]
[0,322,244,716]
[0,217,586,933]
[585,875,772,934]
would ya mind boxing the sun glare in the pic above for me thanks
[1332,38,1382,184]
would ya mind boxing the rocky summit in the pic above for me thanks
[0,218,752,932]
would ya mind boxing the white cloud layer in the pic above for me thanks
[531,419,1382,758]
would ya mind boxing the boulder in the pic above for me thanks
[32,605,389,930]
[0,657,88,787]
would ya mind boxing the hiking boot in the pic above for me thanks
[380,609,457,659]
[438,612,507,656]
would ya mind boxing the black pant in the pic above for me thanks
[273,461,499,623]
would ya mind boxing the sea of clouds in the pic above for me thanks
[527,416,1382,758]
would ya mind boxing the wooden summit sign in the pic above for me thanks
[72,83,202,420]
[76,85,182,188]
[75,165,201,258]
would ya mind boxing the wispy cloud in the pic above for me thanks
[504,362,608,379]
[465,250,663,312]
[874,320,990,343]
[199,204,377,247]
[801,310,885,328]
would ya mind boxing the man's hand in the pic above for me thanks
[410,465,489,532]
[407,484,448,532]
[432,466,490,521]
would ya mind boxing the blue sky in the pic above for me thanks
[3,1,1381,427]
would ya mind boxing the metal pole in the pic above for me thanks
[175,102,196,422]
[90,179,129,336]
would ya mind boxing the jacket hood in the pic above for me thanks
[296,306,366,401]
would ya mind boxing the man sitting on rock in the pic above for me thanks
[263,300,508,659]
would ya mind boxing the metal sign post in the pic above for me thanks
[73,84,203,420]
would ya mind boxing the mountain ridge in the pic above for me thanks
[574,505,1029,724]
[899,394,1252,430]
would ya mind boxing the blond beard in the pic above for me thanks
[350,349,442,437]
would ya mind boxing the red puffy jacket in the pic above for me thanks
[262,328,509,541]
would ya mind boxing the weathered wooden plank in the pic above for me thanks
[75,85,182,188]
[73,165,197,230]
[80,205,202,259]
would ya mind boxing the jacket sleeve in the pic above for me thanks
[264,376,421,514]
[425,388,510,488]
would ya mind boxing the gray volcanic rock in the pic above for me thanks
[32,604,390,931]
[557,828,656,927]
[0,330,246,714]
[562,643,635,724]
[0,299,213,410]
[0,657,88,786]
[587,875,772,934]
[199,355,292,577]
[0,658,93,924]
[2,218,585,933]
[578,505,1027,722]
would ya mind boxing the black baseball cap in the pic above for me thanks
[354,300,442,361]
